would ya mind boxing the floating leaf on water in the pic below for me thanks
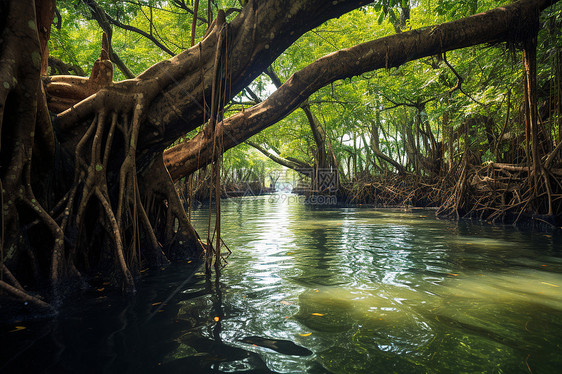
[311,313,325,316]
[447,273,459,276]
[299,332,312,337]
[9,326,26,333]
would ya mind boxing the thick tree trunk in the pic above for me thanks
[3,0,378,304]
[129,0,372,152]
[0,0,61,306]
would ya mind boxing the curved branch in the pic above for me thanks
[372,143,406,174]
[82,0,175,57]
[164,0,559,180]
[443,52,485,106]
[81,0,136,78]
[246,139,312,174]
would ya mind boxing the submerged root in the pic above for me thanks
[0,280,54,311]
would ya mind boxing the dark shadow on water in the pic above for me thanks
[0,262,277,373]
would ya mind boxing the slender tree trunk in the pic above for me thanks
[302,102,328,170]
[523,36,540,191]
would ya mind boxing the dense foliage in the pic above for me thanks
[50,0,561,196]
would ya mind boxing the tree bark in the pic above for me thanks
[35,0,55,75]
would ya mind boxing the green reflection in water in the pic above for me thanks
[185,195,562,373]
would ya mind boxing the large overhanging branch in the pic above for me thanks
[163,0,558,181]
[136,0,373,152]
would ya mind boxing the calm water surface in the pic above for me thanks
[2,194,562,373]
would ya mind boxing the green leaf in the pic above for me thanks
[377,11,385,24]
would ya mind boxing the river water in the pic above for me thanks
[2,194,562,373]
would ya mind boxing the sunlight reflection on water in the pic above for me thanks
[185,195,562,373]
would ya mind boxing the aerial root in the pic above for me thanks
[0,278,53,311]
[339,157,559,225]
[1,263,24,291]
[341,172,442,207]
[436,160,559,223]
[139,156,207,261]
[95,187,135,292]
[1,30,199,305]
[50,92,175,292]
[136,191,168,265]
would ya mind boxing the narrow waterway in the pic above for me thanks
[2,194,562,373]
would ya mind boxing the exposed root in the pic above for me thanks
[432,159,561,225]
[138,156,207,262]
[0,280,53,311]
[1,264,24,291]
[42,34,208,292]
[1,20,216,308]
[336,153,561,227]
[95,187,135,292]
[340,172,443,208]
